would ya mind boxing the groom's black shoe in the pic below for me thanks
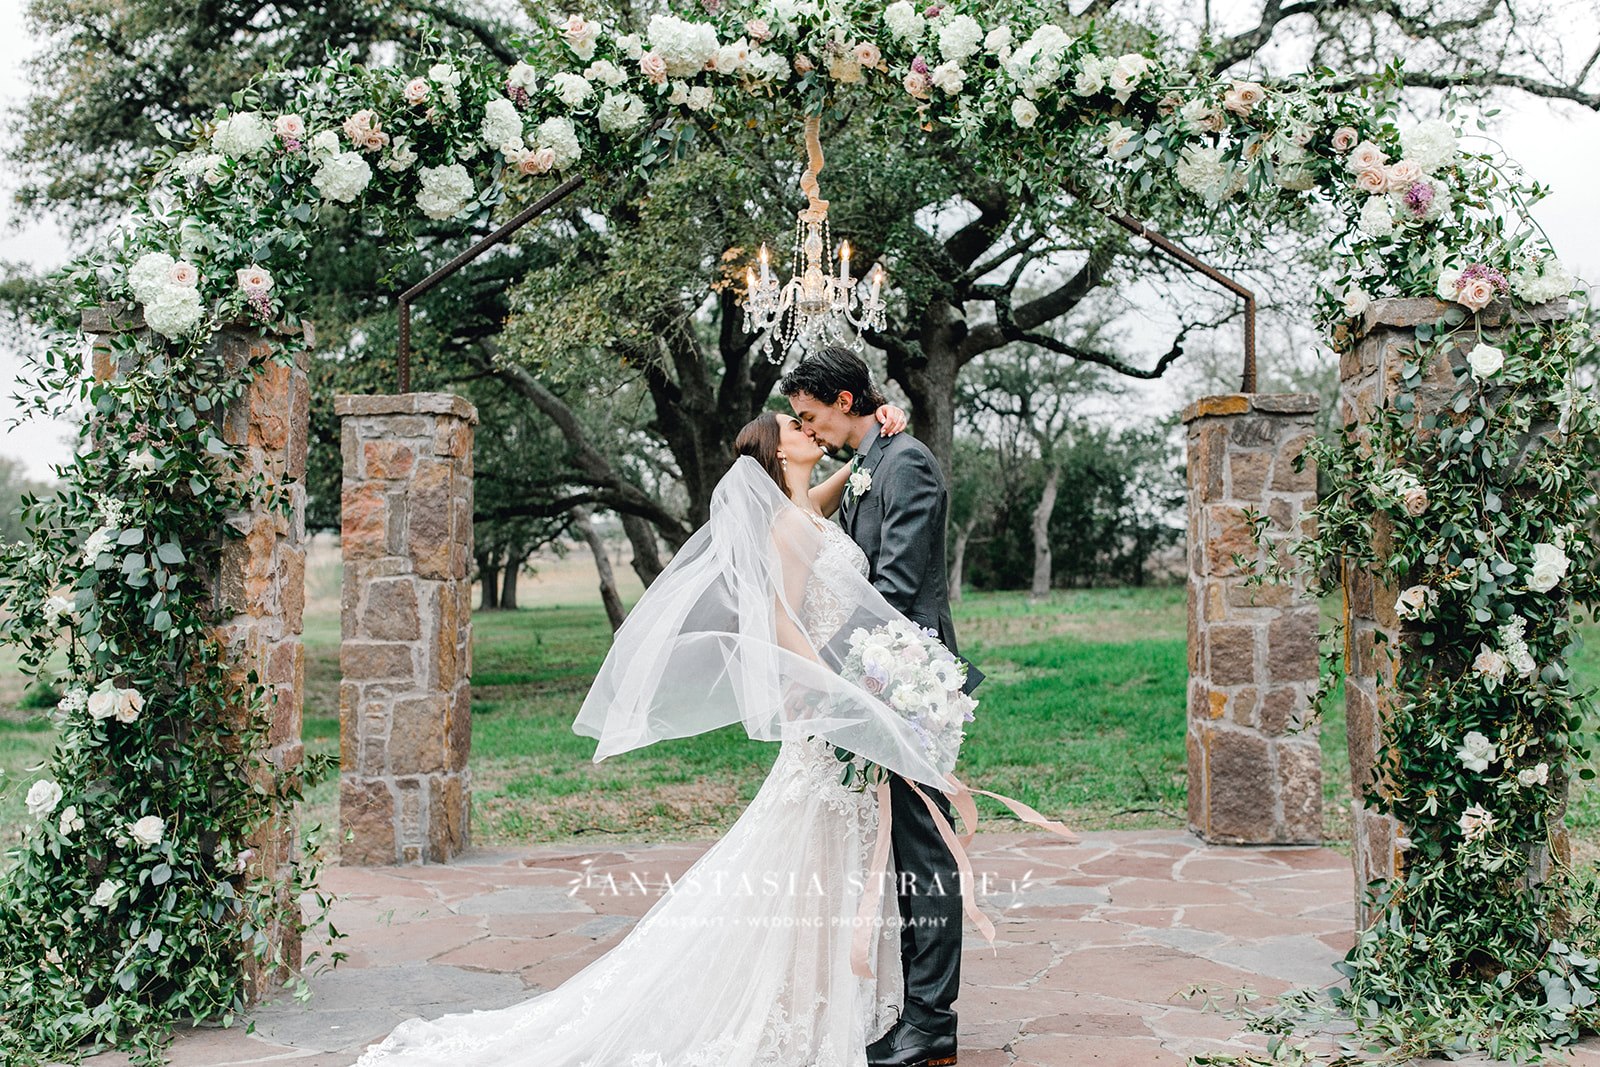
[866,1018,957,1067]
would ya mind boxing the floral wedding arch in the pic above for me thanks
[1,0,1596,1061]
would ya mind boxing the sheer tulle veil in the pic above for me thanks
[572,456,957,792]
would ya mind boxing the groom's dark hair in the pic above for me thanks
[779,347,886,416]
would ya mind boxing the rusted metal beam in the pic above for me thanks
[396,173,588,393]
[1099,209,1258,394]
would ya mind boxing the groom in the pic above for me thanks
[782,347,981,1067]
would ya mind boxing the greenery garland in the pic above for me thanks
[0,0,1590,1061]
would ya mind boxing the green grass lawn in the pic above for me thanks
[4,585,1597,860]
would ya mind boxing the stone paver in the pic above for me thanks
[77,830,1600,1066]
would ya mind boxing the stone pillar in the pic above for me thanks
[82,310,310,998]
[1183,394,1322,845]
[336,394,476,865]
[1340,298,1568,924]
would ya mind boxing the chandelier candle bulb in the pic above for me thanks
[839,241,850,283]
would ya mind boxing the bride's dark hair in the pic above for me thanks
[734,412,788,492]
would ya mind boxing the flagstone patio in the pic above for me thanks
[77,829,1600,1066]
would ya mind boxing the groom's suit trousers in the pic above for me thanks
[886,770,963,1033]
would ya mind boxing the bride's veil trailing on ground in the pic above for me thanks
[573,456,955,792]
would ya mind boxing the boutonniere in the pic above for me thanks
[846,465,873,503]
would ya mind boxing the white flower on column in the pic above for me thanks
[58,805,85,838]
[1455,731,1496,773]
[129,815,166,848]
[1394,584,1435,620]
[1472,647,1508,690]
[1528,542,1569,593]
[1466,343,1504,380]
[1341,286,1371,317]
[1458,804,1496,841]
[90,879,123,908]
[1517,763,1550,787]
[26,779,63,818]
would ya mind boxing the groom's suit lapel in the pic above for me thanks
[842,424,887,539]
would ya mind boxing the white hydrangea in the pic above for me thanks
[551,73,594,109]
[128,252,177,305]
[1511,256,1575,304]
[308,129,341,161]
[1276,165,1315,192]
[598,91,649,133]
[984,25,1013,55]
[1175,141,1230,200]
[143,286,205,338]
[1399,119,1458,174]
[211,112,273,158]
[416,163,476,221]
[647,13,721,77]
[883,1,925,44]
[1357,195,1394,238]
[1006,24,1074,96]
[480,96,525,159]
[535,117,583,170]
[311,151,372,203]
[937,15,984,63]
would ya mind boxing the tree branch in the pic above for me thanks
[405,1,520,65]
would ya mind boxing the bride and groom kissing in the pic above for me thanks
[357,347,1046,1067]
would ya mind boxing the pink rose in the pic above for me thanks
[1331,126,1358,152]
[562,14,599,52]
[745,18,772,42]
[639,52,668,84]
[1403,488,1428,517]
[903,70,931,99]
[236,266,273,296]
[1355,167,1389,195]
[168,262,199,288]
[342,109,389,152]
[511,147,555,176]
[853,42,882,69]
[403,78,430,106]
[1385,159,1422,186]
[1222,80,1265,116]
[1348,140,1387,172]
[273,114,305,139]
[1457,277,1498,311]
[793,53,815,74]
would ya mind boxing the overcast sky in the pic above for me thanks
[1,4,1597,481]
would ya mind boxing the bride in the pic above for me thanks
[356,407,968,1066]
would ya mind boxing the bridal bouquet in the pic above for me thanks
[833,620,976,788]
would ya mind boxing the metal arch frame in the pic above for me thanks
[392,171,1257,395]
[395,173,588,393]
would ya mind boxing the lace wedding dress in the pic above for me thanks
[356,516,904,1067]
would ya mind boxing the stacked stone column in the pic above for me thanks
[336,394,476,865]
[1183,394,1322,845]
[83,310,310,998]
[1341,298,1568,923]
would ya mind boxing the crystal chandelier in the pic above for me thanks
[742,116,887,362]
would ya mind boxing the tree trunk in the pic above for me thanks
[500,553,523,610]
[477,551,501,611]
[575,507,627,632]
[621,512,666,588]
[889,340,960,484]
[1030,466,1060,601]
[949,519,977,604]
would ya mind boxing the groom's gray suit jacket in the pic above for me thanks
[839,424,984,694]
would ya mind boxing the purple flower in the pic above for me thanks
[862,663,889,695]
[924,4,943,16]
[507,86,531,110]
[1402,180,1434,218]
[911,56,930,75]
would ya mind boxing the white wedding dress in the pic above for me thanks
[356,517,904,1067]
